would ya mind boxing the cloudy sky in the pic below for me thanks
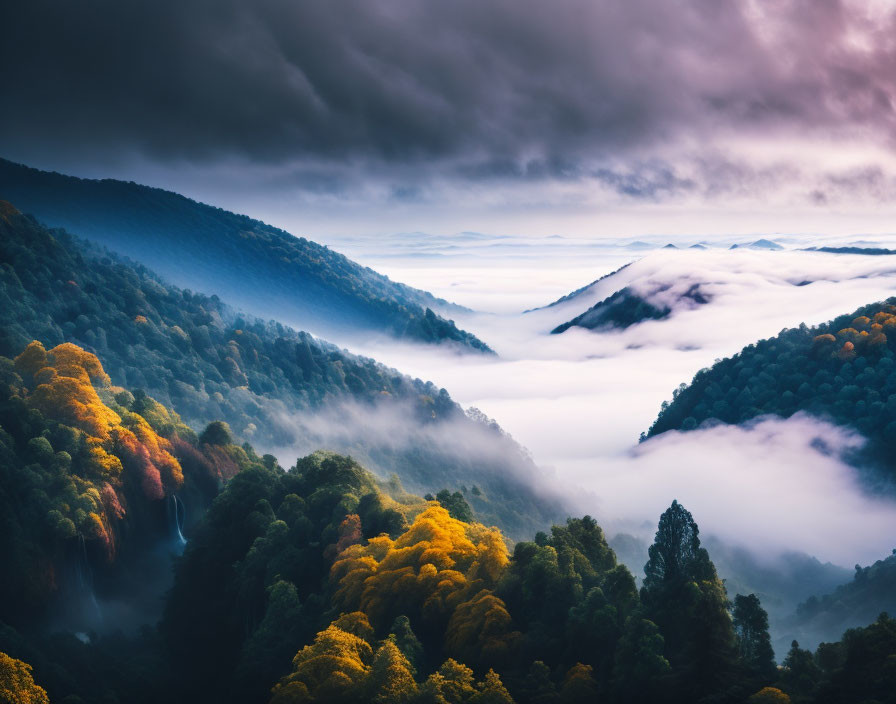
[3,0,896,236]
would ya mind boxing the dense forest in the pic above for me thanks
[0,160,490,352]
[0,202,557,537]
[1,340,893,703]
[645,298,896,485]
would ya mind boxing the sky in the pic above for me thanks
[4,0,896,237]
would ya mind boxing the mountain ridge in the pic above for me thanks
[0,159,492,353]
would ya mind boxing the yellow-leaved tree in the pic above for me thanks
[367,637,418,703]
[269,624,373,704]
[0,652,50,704]
[330,504,518,663]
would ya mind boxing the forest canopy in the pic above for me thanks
[0,344,891,703]
[645,299,896,484]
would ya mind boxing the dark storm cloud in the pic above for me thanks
[2,0,895,184]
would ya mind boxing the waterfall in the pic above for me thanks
[169,494,187,551]
[75,534,102,624]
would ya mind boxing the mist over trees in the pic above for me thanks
[0,339,891,702]
[646,298,896,486]
[0,201,558,537]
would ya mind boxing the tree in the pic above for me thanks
[470,669,514,704]
[331,505,509,633]
[433,490,474,523]
[813,613,896,704]
[642,501,715,592]
[519,660,559,704]
[640,501,737,702]
[779,640,820,704]
[420,659,476,704]
[559,663,599,704]
[200,420,233,446]
[611,616,670,703]
[733,594,776,682]
[390,615,424,676]
[236,580,306,702]
[368,637,418,704]
[749,687,791,703]
[445,591,518,668]
[269,624,372,704]
[0,652,49,704]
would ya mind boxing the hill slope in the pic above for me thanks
[783,551,896,652]
[0,158,491,352]
[644,298,896,481]
[0,202,558,537]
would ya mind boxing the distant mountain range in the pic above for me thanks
[0,158,491,353]
[730,238,783,250]
[805,246,896,256]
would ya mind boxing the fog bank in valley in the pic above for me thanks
[323,235,896,569]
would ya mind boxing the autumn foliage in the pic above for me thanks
[0,652,49,704]
[331,504,515,660]
[12,341,184,543]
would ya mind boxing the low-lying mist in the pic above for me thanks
[260,397,567,539]
[317,236,896,623]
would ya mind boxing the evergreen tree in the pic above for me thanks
[640,501,738,702]
[732,594,777,683]
[519,660,559,704]
[611,616,670,704]
[779,640,820,704]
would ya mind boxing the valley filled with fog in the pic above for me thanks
[317,233,896,595]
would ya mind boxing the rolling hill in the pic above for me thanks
[0,158,491,352]
[644,298,896,483]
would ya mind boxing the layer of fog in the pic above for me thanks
[258,396,567,540]
[317,237,896,574]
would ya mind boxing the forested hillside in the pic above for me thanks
[546,270,710,334]
[0,203,555,537]
[645,298,896,482]
[0,160,490,351]
[551,288,673,333]
[0,341,251,631]
[4,402,889,704]
[785,552,896,653]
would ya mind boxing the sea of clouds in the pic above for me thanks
[314,232,896,569]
